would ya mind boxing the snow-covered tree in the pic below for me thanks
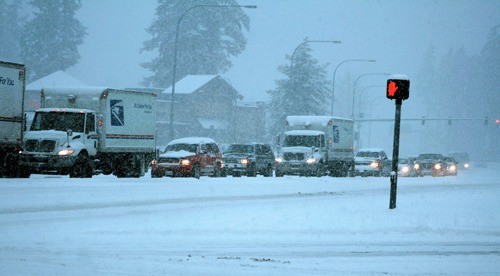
[0,0,24,62]
[20,0,86,82]
[267,40,332,137]
[141,0,251,87]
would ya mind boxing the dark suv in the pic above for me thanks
[151,137,223,178]
[222,143,275,177]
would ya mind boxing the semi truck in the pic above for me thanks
[275,115,354,177]
[0,61,27,178]
[19,86,156,178]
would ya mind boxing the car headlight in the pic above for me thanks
[434,163,442,170]
[240,158,250,165]
[448,165,457,172]
[414,163,420,170]
[370,161,380,168]
[58,149,74,156]
[180,159,191,166]
[151,159,157,165]
[402,166,410,173]
[275,157,283,163]
[306,157,317,164]
[463,163,469,168]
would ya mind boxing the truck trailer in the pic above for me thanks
[275,115,354,177]
[20,86,156,178]
[0,61,27,178]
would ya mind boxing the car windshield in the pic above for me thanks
[30,111,85,133]
[166,143,197,153]
[356,151,380,158]
[284,135,321,148]
[418,154,443,160]
[226,144,254,154]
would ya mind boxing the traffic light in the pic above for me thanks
[386,79,410,100]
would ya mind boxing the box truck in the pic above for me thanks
[0,61,27,178]
[20,86,156,178]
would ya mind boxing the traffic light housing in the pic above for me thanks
[386,79,410,100]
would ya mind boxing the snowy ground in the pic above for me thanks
[1,163,499,275]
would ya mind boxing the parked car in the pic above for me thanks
[448,151,470,170]
[398,157,417,177]
[414,153,446,177]
[150,137,223,178]
[353,148,391,177]
[222,143,275,177]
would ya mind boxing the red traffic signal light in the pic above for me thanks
[386,79,410,100]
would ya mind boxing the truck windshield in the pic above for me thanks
[30,112,85,133]
[284,135,321,148]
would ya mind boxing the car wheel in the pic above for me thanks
[263,164,273,177]
[192,164,200,179]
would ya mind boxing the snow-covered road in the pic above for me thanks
[1,164,499,275]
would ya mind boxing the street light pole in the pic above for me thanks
[169,4,257,141]
[330,59,376,115]
[368,95,385,147]
[351,73,390,119]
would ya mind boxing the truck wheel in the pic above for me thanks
[247,166,257,177]
[70,153,93,178]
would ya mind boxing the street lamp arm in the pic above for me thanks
[330,59,376,115]
[351,73,390,118]
[290,40,341,69]
[169,4,257,141]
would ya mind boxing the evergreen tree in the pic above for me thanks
[141,0,251,88]
[267,40,332,137]
[0,0,24,62]
[20,0,86,82]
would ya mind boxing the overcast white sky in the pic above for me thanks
[69,0,499,106]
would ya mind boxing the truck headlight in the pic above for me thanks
[275,157,283,163]
[306,157,316,164]
[434,163,442,170]
[240,158,250,165]
[180,159,191,166]
[58,149,74,156]
[401,166,410,173]
[370,161,379,168]
[414,164,420,170]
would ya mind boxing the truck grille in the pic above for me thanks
[284,152,304,161]
[25,139,56,153]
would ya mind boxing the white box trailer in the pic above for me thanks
[0,61,26,178]
[275,115,354,177]
[20,86,156,178]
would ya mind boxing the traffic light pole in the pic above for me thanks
[389,98,402,209]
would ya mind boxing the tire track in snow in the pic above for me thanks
[0,191,352,215]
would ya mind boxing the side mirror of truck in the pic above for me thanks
[66,129,73,148]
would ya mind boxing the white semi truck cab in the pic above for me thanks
[20,87,156,178]
[275,115,355,177]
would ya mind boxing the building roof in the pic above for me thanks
[163,75,218,94]
[26,70,86,91]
